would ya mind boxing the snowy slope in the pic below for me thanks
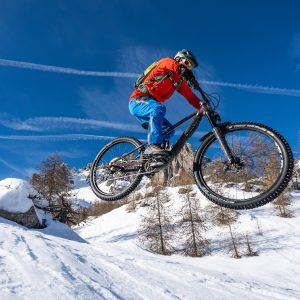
[75,191,300,300]
[1,167,300,300]
[0,185,300,299]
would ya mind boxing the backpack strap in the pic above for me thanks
[168,76,182,90]
[137,70,177,95]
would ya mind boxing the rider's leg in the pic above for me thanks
[129,98,173,147]
[162,118,175,139]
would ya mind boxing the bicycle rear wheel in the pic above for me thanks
[90,137,144,201]
[194,122,294,209]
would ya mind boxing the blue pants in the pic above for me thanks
[129,97,175,145]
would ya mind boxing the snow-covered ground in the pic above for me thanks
[0,178,34,213]
[1,200,300,300]
[0,173,300,299]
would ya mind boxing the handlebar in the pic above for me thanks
[190,77,212,109]
[190,77,221,122]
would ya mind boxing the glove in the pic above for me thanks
[178,65,195,81]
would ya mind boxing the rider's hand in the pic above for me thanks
[179,65,195,81]
[199,102,207,115]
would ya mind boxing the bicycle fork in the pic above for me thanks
[212,126,236,163]
[206,113,236,164]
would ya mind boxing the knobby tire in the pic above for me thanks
[193,122,294,209]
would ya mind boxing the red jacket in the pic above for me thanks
[130,58,201,110]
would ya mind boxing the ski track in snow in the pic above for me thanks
[0,175,300,299]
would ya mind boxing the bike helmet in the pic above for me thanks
[174,49,199,68]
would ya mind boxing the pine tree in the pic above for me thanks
[177,187,209,257]
[207,205,238,226]
[207,204,241,258]
[226,223,242,259]
[138,188,174,255]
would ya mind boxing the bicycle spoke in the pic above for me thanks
[200,128,284,202]
[91,139,144,199]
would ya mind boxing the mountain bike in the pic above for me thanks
[90,79,294,210]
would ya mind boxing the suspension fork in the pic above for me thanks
[206,112,236,163]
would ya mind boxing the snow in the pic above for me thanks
[72,170,100,205]
[0,178,34,213]
[0,171,300,299]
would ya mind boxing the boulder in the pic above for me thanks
[0,206,42,228]
[0,178,43,228]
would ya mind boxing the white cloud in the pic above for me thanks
[0,57,299,97]
[291,33,300,56]
[79,45,173,122]
[0,58,137,78]
[291,33,300,71]
[0,116,143,133]
[116,45,172,73]
[0,158,27,176]
[0,134,116,142]
[200,80,300,97]
[0,118,42,131]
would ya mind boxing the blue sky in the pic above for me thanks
[0,0,299,179]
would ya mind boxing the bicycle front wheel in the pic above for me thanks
[194,122,294,209]
[90,137,144,201]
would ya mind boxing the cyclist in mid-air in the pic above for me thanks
[129,49,202,155]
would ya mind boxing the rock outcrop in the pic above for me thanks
[0,206,42,228]
[153,144,195,186]
[0,178,43,228]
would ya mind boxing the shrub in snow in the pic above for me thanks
[87,200,126,218]
[272,188,294,218]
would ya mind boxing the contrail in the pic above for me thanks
[0,58,137,78]
[0,116,142,132]
[1,58,300,97]
[0,158,27,176]
[200,80,300,97]
[0,134,116,142]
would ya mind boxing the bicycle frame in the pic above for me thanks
[163,107,235,163]
[111,81,237,166]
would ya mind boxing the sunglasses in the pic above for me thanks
[182,58,194,69]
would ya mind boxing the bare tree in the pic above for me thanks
[263,152,282,188]
[177,186,209,257]
[244,233,258,257]
[255,218,263,236]
[207,205,238,226]
[292,157,300,190]
[126,192,138,213]
[207,204,241,258]
[273,189,294,218]
[30,154,79,225]
[138,188,174,255]
[226,223,242,259]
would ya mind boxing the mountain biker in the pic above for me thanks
[129,49,202,155]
